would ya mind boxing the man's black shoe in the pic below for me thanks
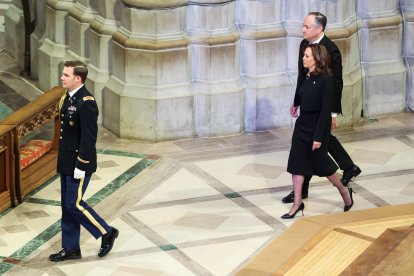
[341,165,362,186]
[49,249,81,262]
[282,191,308,204]
[98,227,119,257]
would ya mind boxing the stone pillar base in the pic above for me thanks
[243,74,293,131]
[87,64,109,124]
[4,4,23,68]
[194,79,244,137]
[30,32,45,80]
[362,61,406,117]
[341,68,363,126]
[103,77,194,141]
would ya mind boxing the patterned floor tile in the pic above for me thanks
[131,199,274,245]
[80,217,156,257]
[30,154,142,202]
[1,112,414,275]
[0,203,61,257]
[180,235,273,275]
[174,212,228,229]
[57,251,195,276]
[356,174,414,206]
[237,163,286,179]
[196,151,292,192]
[137,168,221,205]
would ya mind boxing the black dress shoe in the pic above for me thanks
[341,165,361,186]
[282,191,308,204]
[98,227,119,257]
[49,249,81,262]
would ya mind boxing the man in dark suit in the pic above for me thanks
[49,61,119,261]
[283,12,361,203]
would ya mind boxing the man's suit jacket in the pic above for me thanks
[294,35,343,114]
[57,85,98,175]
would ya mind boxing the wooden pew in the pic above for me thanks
[0,125,15,211]
[0,86,65,203]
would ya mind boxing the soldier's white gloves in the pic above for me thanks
[74,168,85,179]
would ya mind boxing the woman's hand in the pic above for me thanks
[331,117,337,129]
[312,141,321,151]
[290,106,299,118]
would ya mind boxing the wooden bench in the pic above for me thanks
[0,125,15,212]
[0,86,65,203]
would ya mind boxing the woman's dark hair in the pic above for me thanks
[64,60,88,83]
[305,44,331,76]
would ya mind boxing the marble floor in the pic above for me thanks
[1,51,414,275]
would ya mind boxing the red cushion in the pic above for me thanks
[19,140,53,170]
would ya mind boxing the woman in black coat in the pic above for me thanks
[282,44,354,219]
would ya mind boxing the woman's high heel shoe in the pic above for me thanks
[344,187,354,212]
[281,202,305,219]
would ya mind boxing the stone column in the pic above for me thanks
[237,0,291,131]
[4,0,23,67]
[64,0,97,62]
[318,0,363,126]
[30,0,47,79]
[87,0,119,123]
[38,0,74,90]
[189,0,243,136]
[103,0,193,141]
[357,0,406,117]
[401,0,414,112]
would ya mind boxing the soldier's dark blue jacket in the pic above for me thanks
[57,85,98,175]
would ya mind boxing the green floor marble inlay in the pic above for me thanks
[0,205,15,219]
[10,221,61,260]
[160,244,178,251]
[87,159,155,205]
[98,149,146,158]
[26,198,61,206]
[0,262,13,275]
[224,192,242,198]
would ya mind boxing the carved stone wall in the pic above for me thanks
[189,0,243,137]
[357,0,406,117]
[37,0,74,90]
[4,0,413,141]
[86,0,119,123]
[30,0,47,79]
[401,0,414,111]
[4,0,24,68]
[102,0,193,140]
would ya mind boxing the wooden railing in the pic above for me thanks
[0,86,65,207]
[0,125,15,212]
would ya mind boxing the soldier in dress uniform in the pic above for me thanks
[49,61,119,262]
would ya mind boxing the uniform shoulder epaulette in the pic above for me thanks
[83,96,95,101]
